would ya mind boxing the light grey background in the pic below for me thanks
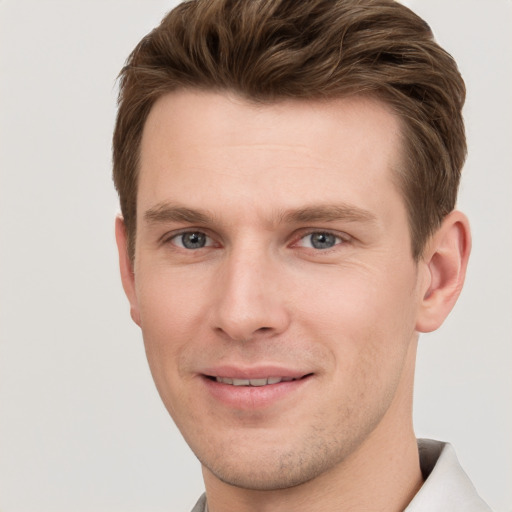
[0,1,510,511]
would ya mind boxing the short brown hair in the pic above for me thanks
[113,0,466,260]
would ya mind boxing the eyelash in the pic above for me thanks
[162,230,216,249]
[293,230,348,251]
[163,229,350,252]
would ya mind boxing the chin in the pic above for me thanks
[199,439,344,491]
[208,463,322,491]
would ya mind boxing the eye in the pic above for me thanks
[171,231,213,250]
[297,231,343,250]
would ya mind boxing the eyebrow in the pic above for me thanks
[279,204,377,224]
[143,202,376,226]
[144,203,213,225]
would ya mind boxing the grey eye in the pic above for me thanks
[175,232,208,249]
[301,232,340,249]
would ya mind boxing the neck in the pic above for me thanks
[202,340,422,512]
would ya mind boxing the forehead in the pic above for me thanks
[138,90,405,223]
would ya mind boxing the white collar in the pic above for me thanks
[405,439,491,511]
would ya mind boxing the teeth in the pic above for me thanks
[217,377,233,384]
[232,378,250,386]
[248,378,267,387]
[214,376,298,386]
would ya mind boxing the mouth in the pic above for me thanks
[199,367,314,409]
[206,375,311,387]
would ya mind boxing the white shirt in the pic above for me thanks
[405,439,491,511]
[191,439,492,511]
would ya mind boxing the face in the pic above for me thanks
[120,90,429,490]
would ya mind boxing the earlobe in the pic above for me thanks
[115,215,141,327]
[416,210,471,333]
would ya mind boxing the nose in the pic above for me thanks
[211,245,291,343]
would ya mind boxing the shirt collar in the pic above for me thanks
[405,439,491,511]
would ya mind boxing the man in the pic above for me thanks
[112,0,491,510]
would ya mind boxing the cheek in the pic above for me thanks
[296,266,419,436]
[136,264,209,333]
[294,262,419,370]
[134,268,212,392]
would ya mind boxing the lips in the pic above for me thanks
[201,365,309,381]
[214,376,300,386]
[200,368,313,409]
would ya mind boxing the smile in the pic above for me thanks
[202,372,313,409]
[214,376,299,386]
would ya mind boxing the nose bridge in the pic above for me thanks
[212,239,289,342]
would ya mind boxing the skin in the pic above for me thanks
[116,90,471,512]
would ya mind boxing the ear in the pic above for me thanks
[115,215,141,327]
[416,210,471,333]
